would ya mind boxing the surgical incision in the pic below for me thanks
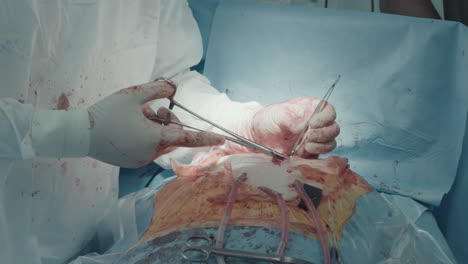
[136,145,373,247]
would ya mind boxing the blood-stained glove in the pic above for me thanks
[32,81,225,168]
[235,97,340,159]
[87,81,227,167]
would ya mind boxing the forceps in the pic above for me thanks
[181,235,315,264]
[290,75,341,157]
[149,78,289,160]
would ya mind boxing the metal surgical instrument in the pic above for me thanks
[149,78,289,160]
[181,235,315,264]
[289,75,341,157]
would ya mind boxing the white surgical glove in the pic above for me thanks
[233,97,340,158]
[32,81,225,168]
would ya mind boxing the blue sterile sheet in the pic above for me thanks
[203,0,468,207]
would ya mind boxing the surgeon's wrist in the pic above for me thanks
[236,105,259,140]
[222,102,262,154]
[32,109,91,157]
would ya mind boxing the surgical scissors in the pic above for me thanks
[149,78,289,160]
[289,75,341,157]
[181,235,315,264]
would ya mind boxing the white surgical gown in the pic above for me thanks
[0,1,237,263]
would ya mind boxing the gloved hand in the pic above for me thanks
[32,81,224,168]
[235,97,340,159]
[86,81,225,168]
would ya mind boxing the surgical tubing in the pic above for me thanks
[294,180,331,264]
[258,186,290,256]
[215,172,248,264]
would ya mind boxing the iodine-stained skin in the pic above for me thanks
[136,148,373,247]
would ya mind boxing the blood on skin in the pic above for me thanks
[271,156,284,165]
[60,161,68,176]
[57,93,70,110]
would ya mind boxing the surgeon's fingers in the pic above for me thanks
[308,102,336,129]
[305,140,337,155]
[295,139,337,159]
[295,145,318,159]
[141,103,157,117]
[156,107,182,129]
[116,81,175,104]
[142,105,182,129]
[159,126,225,148]
[304,122,340,143]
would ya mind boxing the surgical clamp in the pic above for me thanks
[289,75,341,157]
[149,78,289,160]
[181,235,315,264]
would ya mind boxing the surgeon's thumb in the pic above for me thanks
[160,126,225,148]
